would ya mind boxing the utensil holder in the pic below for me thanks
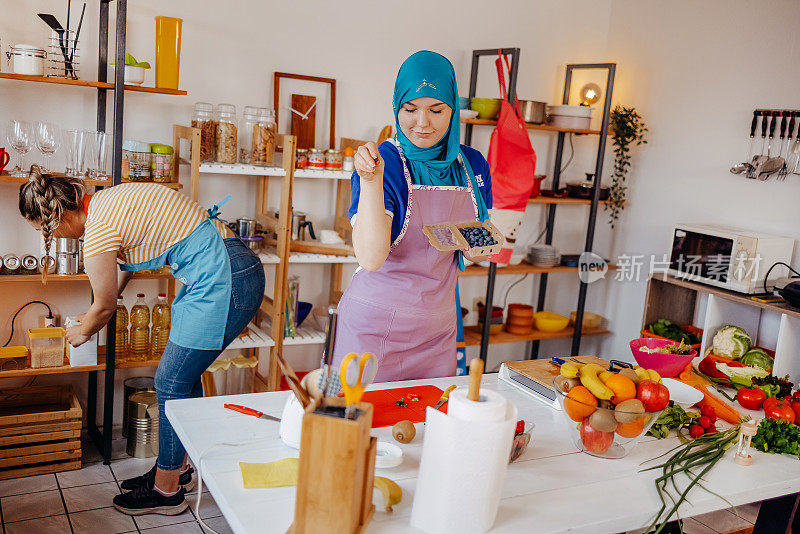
[290,398,376,534]
[48,30,79,79]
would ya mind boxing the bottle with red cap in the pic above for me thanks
[115,296,129,362]
[150,293,171,359]
[129,293,150,361]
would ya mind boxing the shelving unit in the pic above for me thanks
[0,172,183,189]
[0,0,188,464]
[462,50,617,360]
[460,261,617,278]
[461,325,610,347]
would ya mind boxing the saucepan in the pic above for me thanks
[518,100,547,124]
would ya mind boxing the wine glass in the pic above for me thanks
[6,120,33,177]
[36,122,61,173]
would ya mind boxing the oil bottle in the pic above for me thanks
[129,293,150,361]
[115,296,129,362]
[150,293,171,359]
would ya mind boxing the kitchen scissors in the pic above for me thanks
[340,352,378,410]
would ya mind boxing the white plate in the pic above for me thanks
[375,441,403,469]
[662,378,704,409]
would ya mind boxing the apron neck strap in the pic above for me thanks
[207,195,231,220]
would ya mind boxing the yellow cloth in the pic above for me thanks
[239,458,299,489]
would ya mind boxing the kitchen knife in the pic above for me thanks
[224,403,281,422]
[432,384,457,410]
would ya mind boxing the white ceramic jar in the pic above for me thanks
[8,44,46,76]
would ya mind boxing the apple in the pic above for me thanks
[637,380,670,412]
[579,418,614,454]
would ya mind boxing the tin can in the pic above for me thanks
[308,149,325,169]
[21,255,39,274]
[295,149,308,169]
[39,255,56,274]
[2,254,20,275]
[325,149,343,170]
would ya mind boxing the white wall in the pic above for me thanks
[1,0,799,422]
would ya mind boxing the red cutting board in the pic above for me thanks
[362,385,447,428]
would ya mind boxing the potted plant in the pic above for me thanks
[113,53,151,85]
[605,106,647,227]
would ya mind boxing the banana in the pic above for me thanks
[647,369,662,383]
[633,366,650,383]
[374,476,402,513]
[560,362,582,378]
[598,370,614,383]
[578,364,614,401]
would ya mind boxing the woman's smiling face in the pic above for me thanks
[397,96,452,148]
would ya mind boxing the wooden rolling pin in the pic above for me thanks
[467,358,484,401]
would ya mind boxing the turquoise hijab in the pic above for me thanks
[393,51,488,221]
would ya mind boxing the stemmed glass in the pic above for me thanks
[6,120,33,177]
[36,122,61,173]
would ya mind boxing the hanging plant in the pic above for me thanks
[605,106,647,227]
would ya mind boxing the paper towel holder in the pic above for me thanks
[468,358,484,401]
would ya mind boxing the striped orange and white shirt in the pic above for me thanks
[83,183,228,263]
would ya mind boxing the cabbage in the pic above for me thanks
[740,348,774,372]
[711,325,752,359]
[715,363,770,389]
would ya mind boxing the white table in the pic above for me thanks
[166,375,800,534]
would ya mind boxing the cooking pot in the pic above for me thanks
[236,217,257,238]
[518,100,547,124]
[565,174,610,201]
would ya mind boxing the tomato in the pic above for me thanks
[763,397,780,411]
[764,400,796,424]
[792,401,800,424]
[637,380,670,412]
[579,418,615,454]
[736,388,767,411]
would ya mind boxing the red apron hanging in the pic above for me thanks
[487,50,537,264]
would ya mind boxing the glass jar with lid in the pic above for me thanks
[296,149,309,169]
[308,148,326,169]
[150,143,175,183]
[325,149,343,170]
[251,108,277,166]
[191,102,216,162]
[8,44,46,76]
[239,106,259,165]
[215,104,238,164]
[122,140,152,181]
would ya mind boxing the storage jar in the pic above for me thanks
[342,146,355,172]
[295,149,308,169]
[308,148,325,169]
[21,254,38,274]
[150,143,174,183]
[239,106,259,164]
[2,254,20,275]
[7,44,46,76]
[250,107,276,166]
[215,104,238,164]
[325,149,343,170]
[122,140,152,181]
[191,102,216,162]
[0,346,29,371]
[27,327,66,368]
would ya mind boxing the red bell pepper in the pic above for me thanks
[698,354,745,380]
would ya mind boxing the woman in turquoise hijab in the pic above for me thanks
[333,50,493,381]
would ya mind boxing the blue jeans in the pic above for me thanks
[154,238,265,471]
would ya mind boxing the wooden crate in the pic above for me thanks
[0,385,82,480]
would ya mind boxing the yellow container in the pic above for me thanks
[155,16,182,89]
[27,327,66,368]
[532,312,569,333]
[0,346,29,371]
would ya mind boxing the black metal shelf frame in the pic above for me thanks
[86,0,126,464]
[462,52,616,361]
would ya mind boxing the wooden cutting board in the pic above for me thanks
[505,355,610,393]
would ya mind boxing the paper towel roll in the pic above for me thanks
[410,392,517,534]
[447,388,507,422]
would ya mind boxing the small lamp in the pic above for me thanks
[579,83,602,106]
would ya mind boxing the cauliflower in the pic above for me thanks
[710,325,751,359]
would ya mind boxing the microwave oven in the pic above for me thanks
[668,224,795,294]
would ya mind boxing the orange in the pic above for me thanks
[616,417,645,438]
[564,386,597,422]
[605,374,637,404]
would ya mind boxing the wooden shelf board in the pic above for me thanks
[0,272,172,283]
[529,197,620,206]
[0,73,187,95]
[460,261,617,277]
[656,274,800,321]
[461,118,612,136]
[0,353,160,379]
[462,325,610,346]
[0,172,182,189]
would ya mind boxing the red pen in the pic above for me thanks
[224,403,281,422]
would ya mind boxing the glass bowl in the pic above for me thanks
[552,376,665,459]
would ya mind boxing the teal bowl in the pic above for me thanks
[470,97,502,120]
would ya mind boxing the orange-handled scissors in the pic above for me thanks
[340,352,378,408]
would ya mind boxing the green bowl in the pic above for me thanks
[470,98,502,120]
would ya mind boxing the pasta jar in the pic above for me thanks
[191,102,216,162]
[295,149,308,169]
[150,143,174,183]
[325,149,343,170]
[122,140,152,181]
[239,106,259,164]
[215,103,238,164]
[308,149,325,169]
[251,108,276,166]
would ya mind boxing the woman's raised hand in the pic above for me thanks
[355,142,384,183]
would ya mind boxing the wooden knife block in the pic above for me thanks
[289,398,376,534]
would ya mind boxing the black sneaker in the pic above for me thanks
[120,464,196,492]
[113,485,188,516]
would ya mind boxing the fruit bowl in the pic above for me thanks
[553,376,665,458]
[629,338,697,378]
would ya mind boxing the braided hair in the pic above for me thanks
[18,165,85,282]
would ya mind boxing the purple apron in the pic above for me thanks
[333,141,481,382]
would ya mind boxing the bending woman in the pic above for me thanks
[19,168,265,516]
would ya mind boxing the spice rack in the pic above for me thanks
[0,0,188,464]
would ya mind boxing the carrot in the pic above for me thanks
[677,362,741,424]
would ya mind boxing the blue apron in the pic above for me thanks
[119,198,232,351]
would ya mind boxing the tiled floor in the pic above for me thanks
[0,435,232,534]
[626,502,760,534]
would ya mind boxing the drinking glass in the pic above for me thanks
[84,131,109,180]
[65,129,87,178]
[6,120,33,177]
[36,122,61,173]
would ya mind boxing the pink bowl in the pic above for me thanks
[629,338,697,378]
